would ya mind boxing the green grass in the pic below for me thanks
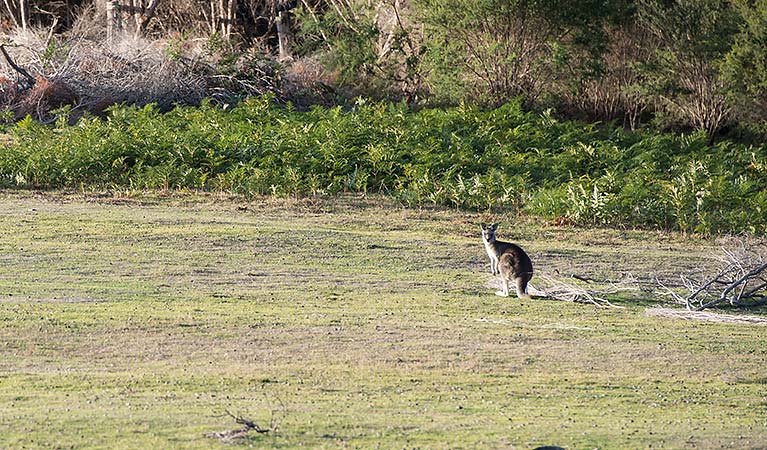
[0,191,765,449]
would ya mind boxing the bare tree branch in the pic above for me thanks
[658,238,767,312]
[0,43,36,87]
[695,262,767,311]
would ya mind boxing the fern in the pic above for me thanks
[1,98,765,234]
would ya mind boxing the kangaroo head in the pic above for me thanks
[480,223,499,243]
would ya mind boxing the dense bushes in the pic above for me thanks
[297,0,767,142]
[1,97,766,234]
[5,1,767,142]
[4,1,767,143]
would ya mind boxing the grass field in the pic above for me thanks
[0,191,765,449]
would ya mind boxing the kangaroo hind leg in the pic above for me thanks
[515,276,532,300]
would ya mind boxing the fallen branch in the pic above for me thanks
[570,273,598,283]
[658,239,767,311]
[530,273,637,308]
[695,262,767,311]
[226,409,271,434]
[686,265,738,307]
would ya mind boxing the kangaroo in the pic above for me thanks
[481,223,533,299]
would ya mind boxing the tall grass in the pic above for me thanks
[1,96,765,234]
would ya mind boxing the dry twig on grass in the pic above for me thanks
[206,394,286,443]
[205,410,271,443]
[656,238,767,311]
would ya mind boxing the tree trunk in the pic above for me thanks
[225,0,237,39]
[276,9,293,61]
[218,0,226,35]
[106,0,122,40]
[18,0,27,30]
[133,0,143,35]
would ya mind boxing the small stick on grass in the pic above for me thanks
[205,409,271,443]
[224,409,271,434]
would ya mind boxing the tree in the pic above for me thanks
[105,0,121,40]
[296,0,428,102]
[133,0,163,38]
[103,0,162,39]
[413,0,626,107]
[722,0,767,127]
[637,0,741,142]
[276,0,298,60]
[567,24,654,129]
[415,0,555,106]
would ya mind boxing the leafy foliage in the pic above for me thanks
[636,0,740,140]
[722,0,767,125]
[414,0,619,107]
[1,97,766,234]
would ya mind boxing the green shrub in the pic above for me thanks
[1,97,765,234]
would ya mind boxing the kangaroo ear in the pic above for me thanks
[480,223,487,230]
[491,223,498,230]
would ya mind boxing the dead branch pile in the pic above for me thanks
[530,273,640,308]
[0,26,209,120]
[0,18,299,122]
[657,238,767,311]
